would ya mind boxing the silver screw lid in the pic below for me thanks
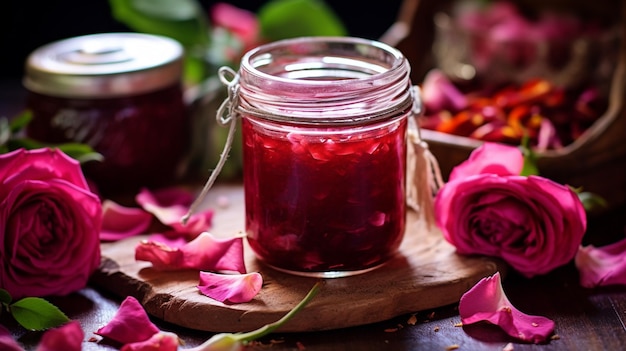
[24,32,184,98]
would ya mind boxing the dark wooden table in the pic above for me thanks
[3,203,625,351]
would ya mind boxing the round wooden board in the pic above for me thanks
[91,184,502,333]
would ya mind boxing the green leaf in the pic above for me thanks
[53,143,104,164]
[183,55,208,85]
[7,137,44,151]
[108,0,211,48]
[259,0,347,41]
[6,138,102,163]
[520,153,539,176]
[519,136,539,176]
[0,289,12,305]
[0,117,10,147]
[9,110,33,134]
[10,297,70,331]
[577,191,608,212]
[109,0,211,84]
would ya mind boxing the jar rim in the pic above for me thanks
[237,36,415,126]
[240,36,406,87]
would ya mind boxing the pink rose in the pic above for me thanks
[0,148,102,299]
[435,143,587,277]
[210,2,259,51]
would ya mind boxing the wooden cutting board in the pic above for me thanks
[91,184,502,333]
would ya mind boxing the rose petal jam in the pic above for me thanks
[236,37,417,277]
[243,114,407,275]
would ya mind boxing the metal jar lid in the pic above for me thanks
[24,32,184,98]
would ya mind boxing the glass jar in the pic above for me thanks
[23,33,189,196]
[236,37,416,277]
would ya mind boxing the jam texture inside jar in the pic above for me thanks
[237,37,416,277]
[25,85,187,195]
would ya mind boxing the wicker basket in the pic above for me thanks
[389,0,626,208]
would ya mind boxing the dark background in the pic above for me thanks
[0,0,404,80]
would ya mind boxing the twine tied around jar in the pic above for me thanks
[182,66,240,224]
[182,68,444,229]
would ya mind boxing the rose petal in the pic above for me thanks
[469,121,520,144]
[147,233,189,249]
[535,118,562,152]
[36,321,83,351]
[198,272,263,303]
[449,142,524,181]
[136,187,213,238]
[0,324,24,351]
[459,272,555,343]
[96,296,160,344]
[136,187,193,221]
[135,232,246,273]
[421,69,468,113]
[210,2,259,49]
[0,148,89,197]
[120,331,180,351]
[575,237,626,288]
[100,200,153,241]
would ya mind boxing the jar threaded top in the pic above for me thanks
[237,37,414,126]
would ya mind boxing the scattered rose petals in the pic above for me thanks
[422,69,468,113]
[575,237,626,288]
[96,296,160,345]
[0,324,23,351]
[36,321,83,351]
[100,200,153,241]
[146,233,189,249]
[535,118,561,152]
[419,60,607,150]
[120,331,180,351]
[136,187,213,238]
[135,232,246,274]
[459,272,555,343]
[198,272,263,303]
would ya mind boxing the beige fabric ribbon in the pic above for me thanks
[406,86,444,229]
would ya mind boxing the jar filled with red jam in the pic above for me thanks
[236,37,417,277]
[23,33,189,196]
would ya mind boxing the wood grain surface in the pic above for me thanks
[91,184,502,333]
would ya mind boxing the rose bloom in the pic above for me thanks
[434,143,586,277]
[0,148,102,299]
[210,2,259,52]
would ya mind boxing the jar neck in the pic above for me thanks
[235,37,415,126]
